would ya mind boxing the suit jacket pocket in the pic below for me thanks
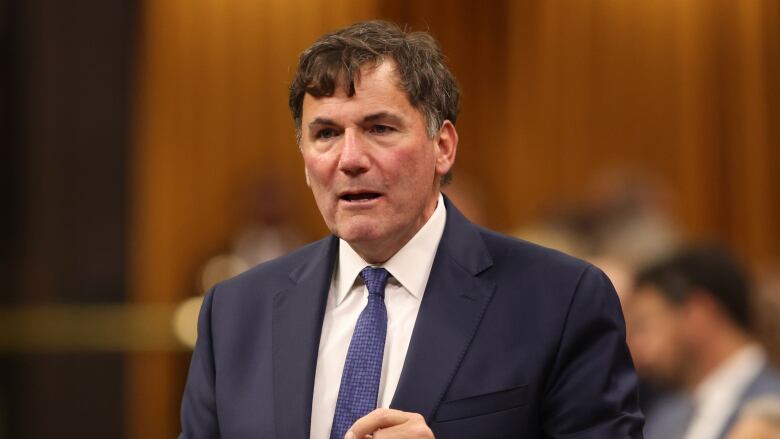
[434,384,529,422]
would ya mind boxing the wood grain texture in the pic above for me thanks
[130,1,779,437]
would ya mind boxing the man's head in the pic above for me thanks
[626,245,753,389]
[289,21,459,263]
[289,21,460,151]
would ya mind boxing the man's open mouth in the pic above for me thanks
[340,192,382,202]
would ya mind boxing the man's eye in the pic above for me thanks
[370,125,394,135]
[316,128,337,139]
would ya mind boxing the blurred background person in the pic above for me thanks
[626,245,780,439]
[726,396,780,439]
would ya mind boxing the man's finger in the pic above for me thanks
[346,408,415,439]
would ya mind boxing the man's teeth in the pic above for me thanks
[343,193,380,201]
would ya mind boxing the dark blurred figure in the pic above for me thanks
[626,245,780,439]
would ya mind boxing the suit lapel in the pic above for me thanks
[390,198,496,421]
[272,237,338,439]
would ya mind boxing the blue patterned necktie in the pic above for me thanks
[330,267,390,439]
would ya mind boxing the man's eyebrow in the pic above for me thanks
[308,117,338,128]
[307,112,403,130]
[363,112,403,124]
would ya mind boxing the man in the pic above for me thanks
[627,245,780,439]
[180,20,643,438]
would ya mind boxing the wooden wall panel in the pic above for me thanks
[501,0,779,262]
[727,0,775,262]
[131,0,779,435]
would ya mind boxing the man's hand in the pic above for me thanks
[345,408,435,439]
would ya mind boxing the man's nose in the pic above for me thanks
[338,129,370,176]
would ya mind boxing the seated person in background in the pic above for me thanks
[626,244,780,439]
[727,396,780,439]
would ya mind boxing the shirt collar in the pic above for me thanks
[334,193,447,306]
[692,343,766,407]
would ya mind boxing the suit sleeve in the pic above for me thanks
[179,287,220,439]
[541,265,644,438]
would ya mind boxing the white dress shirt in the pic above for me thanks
[683,344,767,439]
[309,194,447,439]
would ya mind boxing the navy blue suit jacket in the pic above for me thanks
[180,198,644,438]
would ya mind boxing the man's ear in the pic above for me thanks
[434,120,458,177]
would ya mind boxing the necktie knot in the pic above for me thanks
[359,267,390,298]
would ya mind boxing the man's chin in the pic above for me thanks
[337,234,384,249]
[333,221,384,245]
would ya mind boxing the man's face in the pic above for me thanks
[625,285,690,388]
[299,60,455,262]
